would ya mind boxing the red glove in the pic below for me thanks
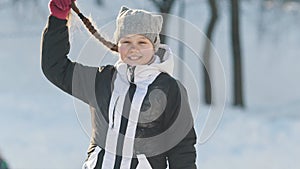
[49,0,76,20]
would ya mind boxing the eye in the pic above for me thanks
[138,41,148,45]
[121,41,130,44]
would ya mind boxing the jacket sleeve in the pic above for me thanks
[165,81,197,169]
[41,16,100,105]
[167,128,197,169]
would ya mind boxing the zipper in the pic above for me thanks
[128,66,136,83]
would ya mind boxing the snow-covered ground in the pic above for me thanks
[0,0,300,168]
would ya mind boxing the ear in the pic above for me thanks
[119,6,130,15]
[154,15,163,31]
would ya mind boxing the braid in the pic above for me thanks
[71,2,118,52]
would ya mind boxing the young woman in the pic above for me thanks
[41,0,197,168]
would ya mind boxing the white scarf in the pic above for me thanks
[101,44,174,169]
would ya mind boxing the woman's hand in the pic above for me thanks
[49,0,76,20]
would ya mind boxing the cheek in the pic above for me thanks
[118,46,128,60]
[141,48,155,60]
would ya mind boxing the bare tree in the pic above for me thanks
[150,0,176,43]
[230,0,244,107]
[202,0,218,104]
[95,0,103,6]
[177,0,186,79]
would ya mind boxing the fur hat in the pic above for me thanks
[114,6,163,51]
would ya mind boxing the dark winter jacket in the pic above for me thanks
[41,16,197,169]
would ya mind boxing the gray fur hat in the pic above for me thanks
[114,6,163,51]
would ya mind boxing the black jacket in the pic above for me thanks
[41,16,196,169]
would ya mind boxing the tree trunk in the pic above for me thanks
[202,0,218,104]
[150,0,176,44]
[230,0,244,107]
[95,0,103,6]
[177,0,186,79]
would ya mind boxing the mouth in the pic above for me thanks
[127,55,143,60]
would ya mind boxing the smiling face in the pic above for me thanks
[118,34,155,66]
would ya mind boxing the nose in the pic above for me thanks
[129,44,139,52]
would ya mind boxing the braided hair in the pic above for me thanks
[71,2,118,52]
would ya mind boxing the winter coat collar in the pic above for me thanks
[114,44,174,85]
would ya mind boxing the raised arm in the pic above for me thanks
[41,0,101,105]
[41,15,74,95]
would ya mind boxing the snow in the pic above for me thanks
[0,0,300,168]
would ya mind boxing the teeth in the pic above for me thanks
[128,55,142,60]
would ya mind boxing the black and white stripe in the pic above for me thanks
[99,61,161,169]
